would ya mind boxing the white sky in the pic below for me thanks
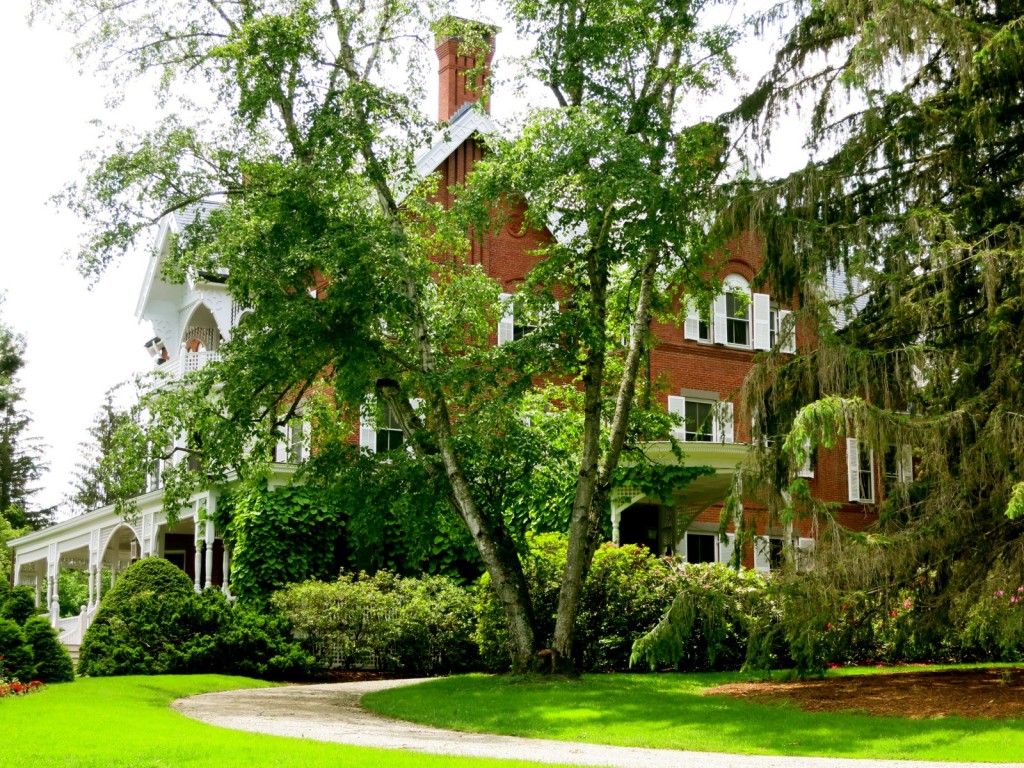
[0,0,795,517]
[1,1,151,515]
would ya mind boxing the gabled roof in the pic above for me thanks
[136,202,221,319]
[415,107,500,177]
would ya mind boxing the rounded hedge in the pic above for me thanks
[22,616,75,683]
[79,557,311,679]
[2,586,38,625]
[0,617,35,682]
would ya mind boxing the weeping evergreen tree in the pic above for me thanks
[721,1,1024,667]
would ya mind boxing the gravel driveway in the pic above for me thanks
[172,678,1016,768]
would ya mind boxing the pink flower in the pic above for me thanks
[890,609,899,617]
[1012,597,1019,604]
[996,590,1005,597]
[903,599,912,610]
[1018,586,1024,593]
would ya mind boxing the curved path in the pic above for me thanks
[172,679,1012,768]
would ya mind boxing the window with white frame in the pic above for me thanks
[755,535,816,572]
[667,396,734,443]
[846,438,876,503]
[683,529,735,565]
[683,299,712,343]
[497,293,556,345]
[360,398,422,454]
[689,278,794,353]
[884,445,914,487]
[286,418,306,462]
[797,437,815,478]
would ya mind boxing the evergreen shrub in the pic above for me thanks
[475,534,684,672]
[2,586,38,625]
[0,618,35,682]
[273,570,478,675]
[22,616,74,683]
[78,558,311,679]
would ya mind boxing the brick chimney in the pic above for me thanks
[435,17,497,122]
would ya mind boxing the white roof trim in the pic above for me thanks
[415,109,500,177]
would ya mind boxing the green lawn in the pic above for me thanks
[363,668,1024,763]
[0,675,565,768]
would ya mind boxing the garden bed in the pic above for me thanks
[707,667,1024,719]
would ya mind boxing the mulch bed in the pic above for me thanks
[706,667,1024,719]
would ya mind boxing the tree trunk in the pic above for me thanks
[551,249,660,671]
[379,380,539,672]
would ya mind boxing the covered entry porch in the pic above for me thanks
[611,441,748,563]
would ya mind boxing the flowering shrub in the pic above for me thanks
[0,655,44,698]
[956,584,1024,661]
[0,676,45,698]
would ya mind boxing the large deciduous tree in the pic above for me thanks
[728,0,1024,663]
[38,0,736,671]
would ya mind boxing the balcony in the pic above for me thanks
[154,350,222,379]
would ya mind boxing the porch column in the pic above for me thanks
[221,547,231,597]
[34,573,41,608]
[204,517,215,590]
[193,501,204,593]
[47,545,60,626]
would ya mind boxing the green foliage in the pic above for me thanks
[955,582,1024,662]
[78,558,310,679]
[2,586,38,625]
[216,485,346,603]
[69,389,140,512]
[630,563,781,673]
[0,302,49,531]
[0,617,35,682]
[22,616,74,683]
[729,0,1024,680]
[272,570,478,675]
[475,534,682,672]
[58,570,94,618]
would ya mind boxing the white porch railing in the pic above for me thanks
[155,350,222,379]
[56,606,96,647]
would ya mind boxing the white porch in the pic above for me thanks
[8,486,233,651]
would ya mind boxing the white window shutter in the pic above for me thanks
[497,293,514,345]
[847,438,861,501]
[752,293,771,350]
[717,401,734,443]
[797,437,815,478]
[796,537,816,572]
[359,398,377,452]
[899,444,913,483]
[713,293,728,345]
[754,536,771,572]
[779,310,796,354]
[275,425,287,463]
[684,299,701,341]
[718,533,736,566]
[406,398,424,454]
[667,396,686,440]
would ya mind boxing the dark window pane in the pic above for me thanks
[687,533,716,563]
